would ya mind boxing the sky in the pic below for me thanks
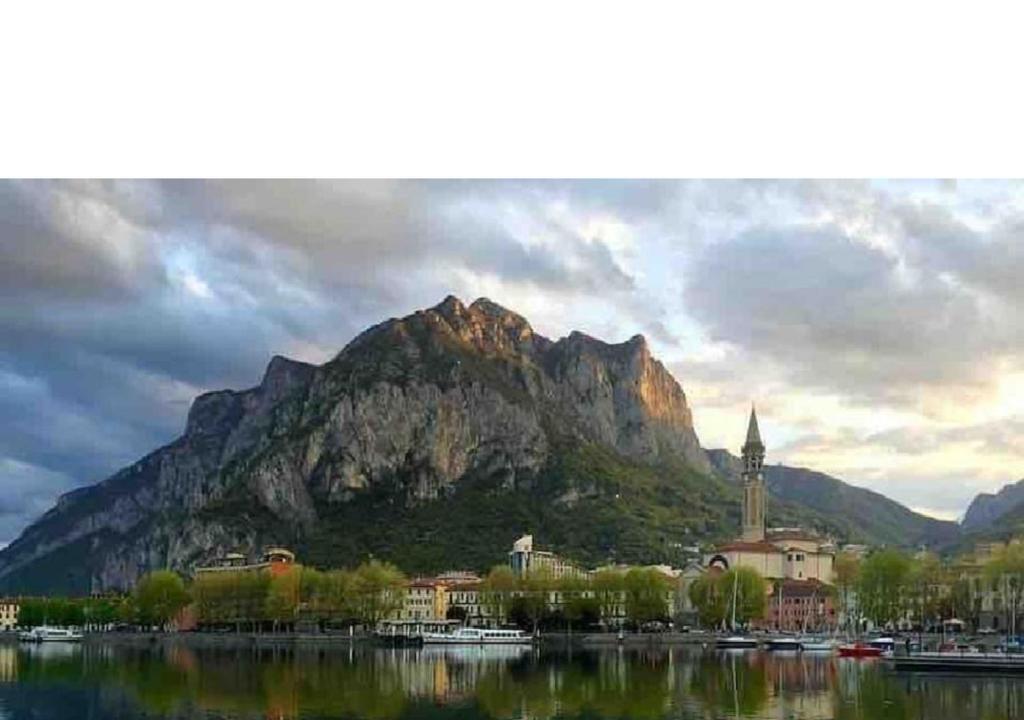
[2,179,1024,544]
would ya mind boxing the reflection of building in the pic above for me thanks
[0,600,19,631]
[508,535,589,580]
[705,408,835,584]
[194,547,296,578]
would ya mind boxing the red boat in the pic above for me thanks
[837,643,884,658]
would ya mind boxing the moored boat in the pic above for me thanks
[716,636,758,649]
[798,638,836,652]
[764,637,802,651]
[421,627,533,645]
[838,642,883,658]
[18,626,83,643]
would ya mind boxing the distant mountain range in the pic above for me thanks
[0,296,966,594]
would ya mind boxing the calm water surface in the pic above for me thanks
[0,642,1021,719]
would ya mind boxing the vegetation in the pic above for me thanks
[688,567,767,628]
[133,570,191,629]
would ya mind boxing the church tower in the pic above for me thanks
[740,405,766,542]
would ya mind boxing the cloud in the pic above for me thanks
[3,179,1024,543]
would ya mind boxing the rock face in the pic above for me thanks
[962,479,1024,530]
[0,296,709,593]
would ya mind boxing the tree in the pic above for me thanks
[722,568,766,627]
[907,552,944,631]
[689,573,727,628]
[984,542,1024,638]
[858,549,911,628]
[350,560,405,627]
[520,569,555,633]
[134,570,190,630]
[833,551,861,634]
[591,569,626,627]
[623,568,671,628]
[266,568,301,632]
[480,566,518,625]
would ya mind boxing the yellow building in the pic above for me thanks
[0,601,18,632]
[399,578,450,621]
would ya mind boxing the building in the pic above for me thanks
[705,407,835,584]
[194,547,297,578]
[399,578,450,621]
[0,601,18,631]
[508,535,590,580]
[767,578,836,631]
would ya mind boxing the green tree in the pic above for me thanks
[858,548,911,628]
[722,568,766,628]
[591,569,626,627]
[984,542,1024,637]
[623,568,671,627]
[265,568,301,631]
[351,560,405,627]
[907,552,944,630]
[480,565,518,625]
[134,570,190,630]
[689,573,727,628]
[833,551,861,633]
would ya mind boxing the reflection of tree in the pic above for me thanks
[687,653,769,718]
[13,642,1024,720]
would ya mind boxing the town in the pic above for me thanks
[7,409,1024,650]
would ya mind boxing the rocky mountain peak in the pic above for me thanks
[424,294,541,357]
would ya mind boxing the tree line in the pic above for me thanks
[477,565,675,631]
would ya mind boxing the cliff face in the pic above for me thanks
[0,296,709,593]
[962,479,1024,530]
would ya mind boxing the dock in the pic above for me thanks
[888,652,1024,673]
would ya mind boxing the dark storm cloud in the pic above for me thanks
[0,179,643,544]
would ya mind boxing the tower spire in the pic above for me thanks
[740,403,766,542]
[744,404,764,450]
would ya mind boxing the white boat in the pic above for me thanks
[421,627,533,645]
[798,638,836,652]
[765,636,802,651]
[19,626,83,643]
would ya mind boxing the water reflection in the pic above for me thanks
[0,642,1021,719]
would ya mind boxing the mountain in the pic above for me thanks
[0,296,962,595]
[962,478,1024,530]
[705,450,959,547]
[0,296,720,594]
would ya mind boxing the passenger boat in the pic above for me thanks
[18,626,83,643]
[421,627,533,645]
[716,636,759,649]
[764,637,802,651]
[837,642,884,658]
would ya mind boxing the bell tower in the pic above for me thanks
[741,404,766,542]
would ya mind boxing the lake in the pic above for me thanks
[0,641,1021,719]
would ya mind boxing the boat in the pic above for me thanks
[716,636,759,649]
[837,642,884,658]
[18,626,83,643]
[798,638,836,652]
[764,637,802,651]
[421,627,533,645]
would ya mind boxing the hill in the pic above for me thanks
[705,450,959,547]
